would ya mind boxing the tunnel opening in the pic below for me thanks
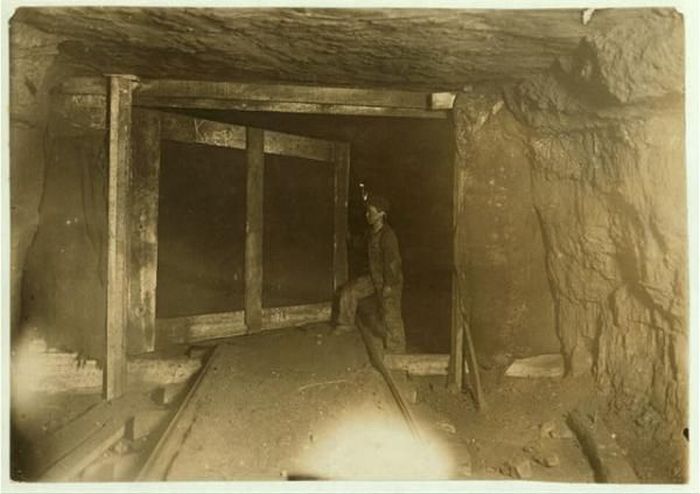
[152,107,454,353]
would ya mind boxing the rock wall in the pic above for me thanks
[452,90,559,360]
[21,89,109,359]
[499,10,686,429]
[9,22,60,338]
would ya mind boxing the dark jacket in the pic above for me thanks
[368,224,403,289]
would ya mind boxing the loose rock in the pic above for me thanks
[540,420,556,438]
[436,420,457,434]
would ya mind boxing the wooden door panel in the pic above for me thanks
[128,109,349,347]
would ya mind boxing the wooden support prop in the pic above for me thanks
[128,109,161,354]
[137,345,224,481]
[333,142,351,292]
[459,286,486,410]
[106,74,136,400]
[449,176,465,393]
[245,127,264,332]
[448,302,464,391]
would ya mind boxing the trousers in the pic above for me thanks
[337,275,406,352]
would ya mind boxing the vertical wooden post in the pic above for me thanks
[449,150,465,393]
[127,109,161,354]
[105,75,136,400]
[333,142,350,292]
[245,127,264,332]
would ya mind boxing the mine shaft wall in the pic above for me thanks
[20,83,109,358]
[456,9,687,429]
[10,21,109,358]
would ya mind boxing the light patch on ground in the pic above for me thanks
[297,407,455,480]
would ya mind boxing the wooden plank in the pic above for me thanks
[127,109,161,354]
[159,111,246,149]
[58,77,449,119]
[41,419,127,481]
[385,354,450,375]
[333,142,350,291]
[262,302,332,330]
[245,127,264,332]
[137,79,432,109]
[136,97,449,119]
[383,353,473,377]
[137,345,224,481]
[35,392,151,479]
[430,92,457,110]
[156,303,331,345]
[106,75,136,400]
[567,408,639,483]
[159,111,334,160]
[157,311,247,345]
[264,129,334,162]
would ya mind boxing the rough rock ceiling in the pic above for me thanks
[13,7,645,91]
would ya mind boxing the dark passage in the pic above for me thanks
[263,154,334,308]
[157,140,247,317]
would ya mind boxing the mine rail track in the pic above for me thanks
[134,326,426,481]
[136,345,222,481]
[355,320,423,441]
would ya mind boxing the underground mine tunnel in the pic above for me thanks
[7,6,691,486]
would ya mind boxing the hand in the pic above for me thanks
[382,286,393,298]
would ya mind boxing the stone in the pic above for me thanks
[539,420,557,438]
[80,454,116,482]
[435,421,457,434]
[512,458,533,479]
[458,457,472,477]
[113,452,143,480]
[152,382,186,406]
[536,453,560,468]
[506,354,564,378]
[112,438,131,455]
[126,408,170,441]
[502,458,532,479]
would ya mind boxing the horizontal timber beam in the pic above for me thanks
[138,79,433,109]
[156,302,332,345]
[141,98,449,119]
[158,111,335,161]
[58,77,451,119]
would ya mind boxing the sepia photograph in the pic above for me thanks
[1,1,697,492]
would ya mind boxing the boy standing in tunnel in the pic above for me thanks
[334,193,406,354]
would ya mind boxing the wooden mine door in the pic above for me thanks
[128,109,349,351]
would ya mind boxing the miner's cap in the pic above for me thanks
[366,194,390,214]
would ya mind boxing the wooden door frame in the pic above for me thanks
[104,75,460,400]
[131,109,350,349]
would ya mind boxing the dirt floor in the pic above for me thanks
[159,323,597,482]
[11,320,687,484]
